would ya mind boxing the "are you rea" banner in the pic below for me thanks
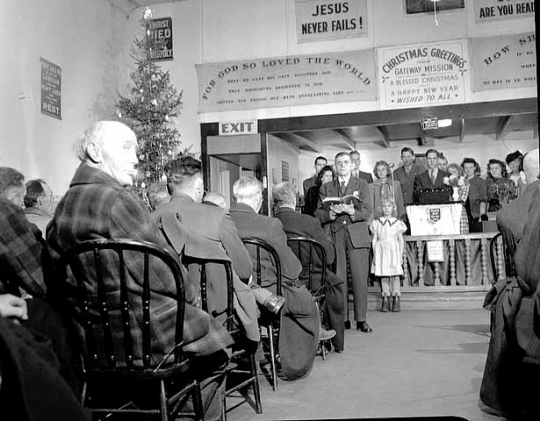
[474,0,534,23]
[294,0,368,43]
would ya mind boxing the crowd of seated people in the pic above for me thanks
[1,118,538,419]
[0,121,345,419]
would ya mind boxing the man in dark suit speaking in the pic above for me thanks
[413,148,452,204]
[315,152,373,333]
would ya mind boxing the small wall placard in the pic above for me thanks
[40,58,62,120]
[427,240,445,262]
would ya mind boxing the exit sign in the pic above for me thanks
[219,120,258,136]
[422,117,438,130]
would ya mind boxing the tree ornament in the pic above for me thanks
[143,7,153,20]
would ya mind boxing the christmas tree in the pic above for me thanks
[116,8,183,200]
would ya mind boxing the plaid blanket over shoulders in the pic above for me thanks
[46,164,232,364]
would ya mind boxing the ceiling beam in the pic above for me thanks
[496,115,513,141]
[458,118,466,143]
[258,98,537,133]
[333,129,355,149]
[375,126,391,148]
[285,132,322,153]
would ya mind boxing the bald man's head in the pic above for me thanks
[523,148,539,183]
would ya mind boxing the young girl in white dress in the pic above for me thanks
[370,198,407,312]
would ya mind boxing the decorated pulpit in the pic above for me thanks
[406,203,463,236]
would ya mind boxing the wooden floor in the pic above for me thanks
[227,309,503,421]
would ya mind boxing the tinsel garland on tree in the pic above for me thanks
[116,8,183,200]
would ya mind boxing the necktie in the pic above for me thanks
[430,170,436,184]
[340,181,346,196]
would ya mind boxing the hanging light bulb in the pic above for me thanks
[430,0,440,26]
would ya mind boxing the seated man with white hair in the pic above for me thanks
[203,191,227,209]
[46,121,232,421]
[230,176,321,381]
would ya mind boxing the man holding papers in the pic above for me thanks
[315,152,373,333]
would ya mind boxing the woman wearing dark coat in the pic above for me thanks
[303,165,335,217]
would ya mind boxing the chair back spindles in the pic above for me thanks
[200,264,209,313]
[62,239,186,372]
[242,238,282,295]
[286,236,327,296]
[117,249,133,368]
[93,248,117,368]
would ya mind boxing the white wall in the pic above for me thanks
[0,0,131,194]
[267,134,300,204]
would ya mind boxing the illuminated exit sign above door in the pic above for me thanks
[219,120,258,136]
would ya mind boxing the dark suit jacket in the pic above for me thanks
[230,202,301,286]
[151,194,259,341]
[413,169,452,204]
[230,203,318,380]
[302,175,317,197]
[393,164,424,205]
[353,170,373,184]
[315,176,372,248]
[274,207,335,267]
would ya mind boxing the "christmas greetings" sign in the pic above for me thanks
[377,40,469,109]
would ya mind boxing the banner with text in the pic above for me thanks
[471,32,536,92]
[196,50,376,113]
[40,57,62,120]
[294,0,368,43]
[377,40,469,109]
[474,0,534,23]
[150,17,173,61]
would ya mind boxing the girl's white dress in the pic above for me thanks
[370,217,407,277]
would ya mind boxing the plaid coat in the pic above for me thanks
[46,164,232,364]
[0,198,46,298]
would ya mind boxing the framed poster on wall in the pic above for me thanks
[405,0,464,14]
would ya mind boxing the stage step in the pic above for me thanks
[360,287,490,311]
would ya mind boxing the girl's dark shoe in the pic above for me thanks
[381,296,389,312]
[392,295,401,312]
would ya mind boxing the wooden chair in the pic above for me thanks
[489,232,516,282]
[192,257,262,418]
[61,239,204,421]
[241,237,282,391]
[287,235,331,359]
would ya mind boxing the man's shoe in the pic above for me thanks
[357,321,373,333]
[344,320,351,330]
[381,296,389,312]
[264,294,286,314]
[392,295,401,312]
[319,328,336,341]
